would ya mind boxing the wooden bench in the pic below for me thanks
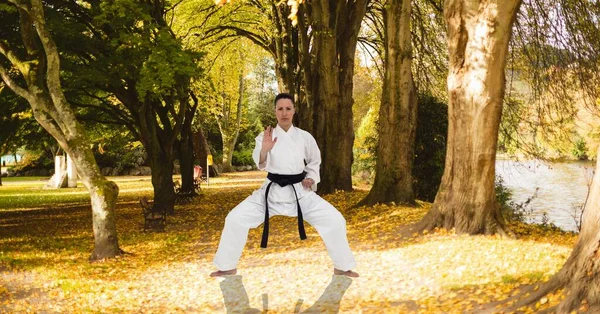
[140,197,166,231]
[174,180,195,204]
[193,165,206,193]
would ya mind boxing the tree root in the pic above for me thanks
[88,247,126,262]
[506,276,564,312]
[411,205,515,238]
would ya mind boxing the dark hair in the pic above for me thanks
[274,93,295,107]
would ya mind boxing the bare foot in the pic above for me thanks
[210,269,237,277]
[334,268,359,278]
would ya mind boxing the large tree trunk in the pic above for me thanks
[270,2,313,133]
[147,148,175,214]
[217,1,362,185]
[272,2,298,95]
[551,154,600,311]
[296,4,314,134]
[70,145,120,260]
[309,0,367,194]
[138,101,176,214]
[0,0,120,260]
[415,0,521,234]
[359,0,417,206]
[509,146,600,312]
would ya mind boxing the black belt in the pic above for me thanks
[261,171,308,248]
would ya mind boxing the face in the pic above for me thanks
[275,98,295,130]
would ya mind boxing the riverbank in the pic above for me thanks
[0,173,577,312]
[496,159,594,232]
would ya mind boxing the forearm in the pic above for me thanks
[259,150,268,166]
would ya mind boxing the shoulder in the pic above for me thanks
[294,127,311,137]
[295,127,317,143]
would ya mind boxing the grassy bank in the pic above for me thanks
[0,172,577,312]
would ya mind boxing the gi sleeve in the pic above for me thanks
[252,131,269,170]
[304,132,321,190]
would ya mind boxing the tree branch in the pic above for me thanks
[210,25,272,53]
[0,63,32,102]
[0,41,27,71]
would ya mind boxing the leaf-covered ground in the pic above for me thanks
[0,172,577,313]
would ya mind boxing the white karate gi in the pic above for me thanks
[213,125,357,271]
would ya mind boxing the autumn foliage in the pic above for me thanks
[0,172,577,312]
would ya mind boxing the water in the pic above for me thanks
[495,159,595,232]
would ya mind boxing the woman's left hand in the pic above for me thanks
[302,178,315,190]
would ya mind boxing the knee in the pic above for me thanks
[334,211,347,227]
[325,209,347,232]
[224,205,262,229]
[225,209,244,227]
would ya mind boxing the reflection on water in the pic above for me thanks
[495,159,594,232]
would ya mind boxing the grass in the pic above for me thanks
[0,176,156,209]
[0,171,577,313]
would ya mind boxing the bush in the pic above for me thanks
[232,149,254,166]
[352,104,379,184]
[496,175,538,224]
[572,138,588,160]
[352,93,448,197]
[94,141,147,172]
[412,94,448,202]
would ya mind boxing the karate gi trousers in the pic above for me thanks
[213,189,357,271]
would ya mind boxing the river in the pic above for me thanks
[495,159,595,232]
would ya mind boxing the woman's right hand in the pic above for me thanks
[261,126,278,153]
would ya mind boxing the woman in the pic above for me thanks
[211,93,358,278]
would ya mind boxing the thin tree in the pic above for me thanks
[0,0,120,260]
[50,0,200,213]
[358,0,418,206]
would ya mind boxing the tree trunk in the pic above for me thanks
[415,0,521,234]
[553,158,600,312]
[193,126,210,175]
[62,140,121,261]
[178,97,198,194]
[272,1,298,95]
[219,69,244,173]
[148,150,175,214]
[0,0,120,260]
[217,0,365,193]
[508,145,600,312]
[179,128,196,194]
[270,2,313,133]
[359,0,417,206]
[138,106,175,214]
[221,135,235,173]
[296,4,314,134]
[309,0,367,194]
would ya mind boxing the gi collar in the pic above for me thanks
[275,124,296,137]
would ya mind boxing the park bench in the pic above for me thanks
[174,180,194,204]
[193,165,207,192]
[140,197,166,231]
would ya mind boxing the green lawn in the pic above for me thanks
[0,176,156,210]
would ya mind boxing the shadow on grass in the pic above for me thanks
[219,274,353,313]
